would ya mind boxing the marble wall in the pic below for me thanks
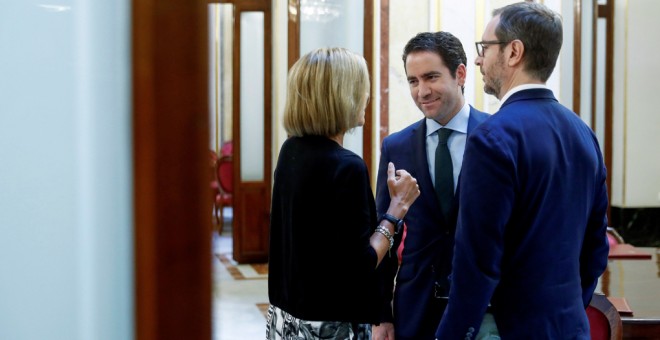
[611,208,660,247]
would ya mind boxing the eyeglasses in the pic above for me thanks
[475,40,510,57]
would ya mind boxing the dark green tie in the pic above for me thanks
[435,128,454,218]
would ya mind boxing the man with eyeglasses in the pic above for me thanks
[436,2,609,339]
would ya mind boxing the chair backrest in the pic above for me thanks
[587,293,623,340]
[220,140,233,157]
[217,155,233,194]
[606,227,625,245]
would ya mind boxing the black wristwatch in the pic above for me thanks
[381,213,404,235]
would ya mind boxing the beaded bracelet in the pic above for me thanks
[375,225,394,255]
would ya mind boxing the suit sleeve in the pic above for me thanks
[374,139,399,323]
[579,142,610,307]
[436,127,515,338]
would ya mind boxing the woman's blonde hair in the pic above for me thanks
[283,47,370,137]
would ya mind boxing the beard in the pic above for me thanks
[484,77,501,97]
[482,52,505,99]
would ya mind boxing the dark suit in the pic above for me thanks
[436,89,609,339]
[375,106,489,340]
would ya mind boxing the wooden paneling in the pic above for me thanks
[214,0,273,263]
[379,0,389,147]
[222,0,272,263]
[233,182,271,263]
[601,2,614,220]
[133,0,211,339]
[288,0,300,69]
[363,0,374,174]
[573,0,582,114]
[622,320,660,339]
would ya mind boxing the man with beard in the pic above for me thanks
[436,2,609,339]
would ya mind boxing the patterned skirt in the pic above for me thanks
[266,304,372,340]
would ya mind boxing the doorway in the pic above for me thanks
[210,0,273,264]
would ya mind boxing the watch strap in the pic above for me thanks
[381,213,403,234]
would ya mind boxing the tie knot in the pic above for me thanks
[437,128,452,143]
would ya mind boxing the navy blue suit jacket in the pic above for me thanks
[375,106,489,339]
[436,89,609,339]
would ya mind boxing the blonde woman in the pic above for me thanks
[267,47,420,339]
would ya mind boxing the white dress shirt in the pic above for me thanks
[425,101,471,192]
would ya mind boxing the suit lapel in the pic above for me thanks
[466,105,481,134]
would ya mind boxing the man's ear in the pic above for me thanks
[455,64,467,87]
[507,39,525,67]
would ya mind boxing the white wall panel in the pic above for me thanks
[0,1,133,339]
[618,0,660,207]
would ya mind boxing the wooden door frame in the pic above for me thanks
[596,0,614,220]
[133,0,212,339]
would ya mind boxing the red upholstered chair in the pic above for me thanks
[587,293,623,340]
[210,150,220,223]
[606,227,625,246]
[214,155,233,233]
[220,140,233,157]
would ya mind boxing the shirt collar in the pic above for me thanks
[426,101,470,136]
[500,84,550,104]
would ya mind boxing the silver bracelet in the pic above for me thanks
[375,225,394,251]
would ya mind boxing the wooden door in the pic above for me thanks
[216,0,272,263]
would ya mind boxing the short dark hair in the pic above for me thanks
[402,31,467,89]
[493,2,563,82]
